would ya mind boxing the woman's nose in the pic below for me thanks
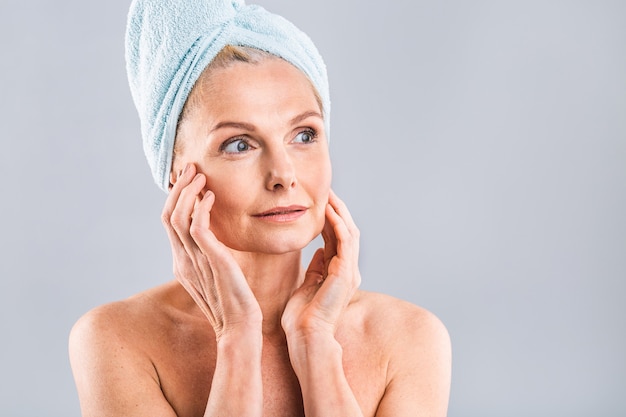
[264,147,297,191]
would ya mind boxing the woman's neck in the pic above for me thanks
[230,249,304,337]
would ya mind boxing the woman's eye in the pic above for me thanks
[221,138,251,153]
[293,129,317,144]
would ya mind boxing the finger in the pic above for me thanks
[167,170,221,306]
[289,248,325,307]
[328,189,353,223]
[189,189,216,244]
[161,163,196,252]
[190,190,238,273]
[303,248,325,286]
[308,260,355,322]
[328,189,360,239]
[325,203,355,261]
[189,190,257,306]
[170,172,207,255]
[187,190,223,306]
[325,192,360,261]
[162,163,196,230]
[324,197,361,290]
[321,215,337,264]
[162,165,208,287]
[189,189,241,309]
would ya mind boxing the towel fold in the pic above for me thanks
[125,0,330,192]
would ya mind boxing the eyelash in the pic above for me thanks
[219,137,253,154]
[218,128,319,154]
[294,128,318,144]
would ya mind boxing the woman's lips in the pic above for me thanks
[252,205,307,222]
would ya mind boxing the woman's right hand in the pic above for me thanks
[161,163,262,341]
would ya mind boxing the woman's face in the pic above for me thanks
[174,58,331,254]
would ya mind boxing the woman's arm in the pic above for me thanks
[163,163,264,417]
[282,190,364,416]
[283,191,451,416]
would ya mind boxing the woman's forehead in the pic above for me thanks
[192,59,322,121]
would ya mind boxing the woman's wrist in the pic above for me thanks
[285,331,343,377]
[216,323,263,355]
[205,327,264,416]
[285,333,364,416]
[214,322,263,372]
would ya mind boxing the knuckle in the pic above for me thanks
[160,210,172,227]
[189,223,203,239]
[169,213,186,231]
[294,314,316,331]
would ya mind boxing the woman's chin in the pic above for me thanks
[221,231,318,255]
[249,237,312,255]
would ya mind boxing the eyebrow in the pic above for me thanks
[210,121,256,133]
[289,110,323,125]
[209,110,323,134]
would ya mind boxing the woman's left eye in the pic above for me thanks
[293,129,317,144]
[221,138,252,153]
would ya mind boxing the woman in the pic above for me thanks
[69,1,451,416]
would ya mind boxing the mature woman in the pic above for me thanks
[69,0,451,416]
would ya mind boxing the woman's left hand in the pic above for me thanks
[281,190,361,340]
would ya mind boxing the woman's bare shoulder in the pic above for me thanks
[351,290,449,342]
[69,281,200,357]
[349,290,451,374]
[68,282,195,415]
[349,290,451,414]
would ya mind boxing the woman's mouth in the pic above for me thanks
[252,205,307,222]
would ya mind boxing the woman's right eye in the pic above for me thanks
[221,138,251,154]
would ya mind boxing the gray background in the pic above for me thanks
[1,0,624,416]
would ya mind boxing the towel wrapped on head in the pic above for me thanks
[125,0,330,192]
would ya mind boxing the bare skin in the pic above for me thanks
[69,59,451,416]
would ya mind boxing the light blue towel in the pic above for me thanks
[125,0,330,192]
